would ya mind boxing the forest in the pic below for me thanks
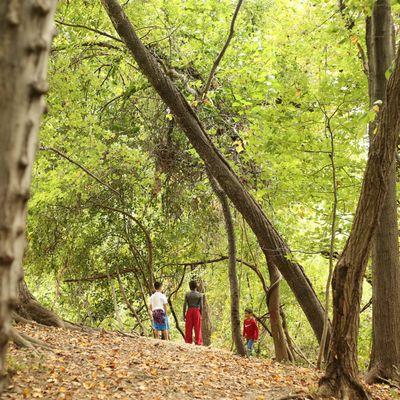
[1,0,400,399]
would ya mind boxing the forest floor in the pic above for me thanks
[2,324,397,400]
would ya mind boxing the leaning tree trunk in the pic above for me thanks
[15,280,64,327]
[210,176,246,356]
[266,263,289,362]
[365,0,400,384]
[0,0,57,392]
[101,0,328,344]
[318,46,400,400]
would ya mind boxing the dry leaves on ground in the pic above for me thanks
[2,324,397,399]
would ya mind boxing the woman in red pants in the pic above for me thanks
[183,280,203,345]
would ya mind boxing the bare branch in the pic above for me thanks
[64,256,255,283]
[202,0,244,98]
[360,297,372,313]
[91,203,154,286]
[55,19,123,43]
[52,41,123,53]
[39,146,121,197]
[317,105,338,368]
[357,42,369,77]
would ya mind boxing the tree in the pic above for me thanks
[100,0,327,345]
[209,175,247,356]
[16,279,64,327]
[266,263,290,361]
[365,0,400,384]
[198,279,213,346]
[318,46,400,399]
[0,0,57,391]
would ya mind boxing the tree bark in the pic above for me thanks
[0,0,57,392]
[15,280,64,327]
[100,0,327,344]
[318,46,400,399]
[317,112,339,368]
[198,280,212,346]
[280,309,295,362]
[365,0,400,384]
[266,263,289,362]
[209,175,246,356]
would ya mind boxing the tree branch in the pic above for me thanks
[202,0,244,98]
[64,256,256,282]
[91,203,154,286]
[168,298,185,338]
[360,297,372,313]
[39,146,121,196]
[115,267,146,334]
[55,19,124,43]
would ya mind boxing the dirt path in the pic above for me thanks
[2,324,396,399]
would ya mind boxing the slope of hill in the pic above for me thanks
[2,324,395,399]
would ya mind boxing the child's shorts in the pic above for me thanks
[152,312,169,331]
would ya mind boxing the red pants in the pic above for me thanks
[185,307,202,345]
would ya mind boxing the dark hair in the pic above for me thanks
[154,281,162,290]
[245,308,253,314]
[189,280,197,290]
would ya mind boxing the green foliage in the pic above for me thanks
[25,0,379,366]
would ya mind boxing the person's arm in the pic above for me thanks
[183,293,188,320]
[199,293,204,314]
[163,294,168,314]
[149,296,153,322]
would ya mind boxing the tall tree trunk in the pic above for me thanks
[280,309,295,362]
[317,110,339,368]
[240,222,291,360]
[101,0,328,344]
[365,0,400,383]
[198,279,212,346]
[210,176,246,356]
[0,0,57,392]
[267,263,289,362]
[318,47,400,400]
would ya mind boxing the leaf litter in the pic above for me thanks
[2,324,397,399]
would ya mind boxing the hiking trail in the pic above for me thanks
[3,324,395,399]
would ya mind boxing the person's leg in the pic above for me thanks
[193,308,203,345]
[160,312,168,340]
[166,316,170,340]
[152,318,157,338]
[246,339,254,356]
[185,309,193,343]
[152,322,159,339]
